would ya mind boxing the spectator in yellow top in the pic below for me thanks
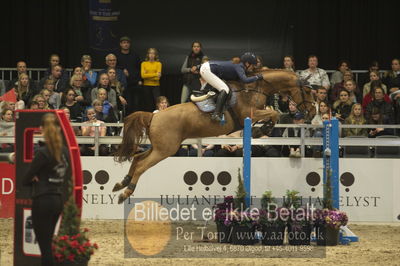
[140,48,162,112]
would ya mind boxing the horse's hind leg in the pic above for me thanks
[118,149,168,204]
[112,149,152,192]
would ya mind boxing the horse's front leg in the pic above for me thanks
[252,109,280,124]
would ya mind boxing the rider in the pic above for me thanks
[199,52,264,121]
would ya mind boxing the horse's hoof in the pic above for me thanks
[112,183,123,192]
[118,193,126,204]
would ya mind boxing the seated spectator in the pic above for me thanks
[251,126,281,157]
[141,48,162,112]
[333,89,354,122]
[367,107,394,138]
[313,86,328,114]
[1,73,33,107]
[81,55,97,87]
[39,63,68,93]
[343,103,368,137]
[282,112,310,158]
[32,94,50,110]
[214,130,243,157]
[108,67,127,113]
[40,89,52,109]
[60,106,81,135]
[43,78,61,109]
[299,55,330,91]
[311,113,330,157]
[92,99,117,123]
[29,101,39,109]
[98,54,127,88]
[344,80,361,103]
[311,100,330,126]
[283,55,295,72]
[189,143,215,157]
[363,70,387,97]
[153,96,169,113]
[70,74,91,106]
[330,60,350,86]
[382,58,400,94]
[72,66,91,90]
[80,107,108,156]
[91,73,117,110]
[0,108,15,152]
[60,88,83,122]
[96,88,118,119]
[330,70,353,102]
[279,100,298,124]
[365,87,393,122]
[362,80,391,112]
[358,60,379,89]
[6,61,37,93]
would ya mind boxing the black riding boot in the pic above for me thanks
[211,90,228,122]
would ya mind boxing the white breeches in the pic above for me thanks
[200,62,229,93]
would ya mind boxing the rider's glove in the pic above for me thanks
[256,74,264,80]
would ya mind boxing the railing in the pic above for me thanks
[0,68,388,82]
[1,123,400,156]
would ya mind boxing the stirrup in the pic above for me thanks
[211,112,222,122]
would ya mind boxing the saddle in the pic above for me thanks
[191,84,234,113]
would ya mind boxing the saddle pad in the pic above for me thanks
[194,92,237,113]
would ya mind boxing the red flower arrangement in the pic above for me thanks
[52,182,98,264]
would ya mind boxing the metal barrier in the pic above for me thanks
[0,67,388,82]
[1,122,400,156]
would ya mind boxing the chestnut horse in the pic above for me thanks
[113,69,314,203]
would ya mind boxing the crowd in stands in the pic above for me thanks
[1,38,400,157]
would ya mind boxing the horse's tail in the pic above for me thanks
[114,111,153,163]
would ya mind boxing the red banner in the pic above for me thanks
[0,162,15,218]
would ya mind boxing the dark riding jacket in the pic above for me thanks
[209,61,258,83]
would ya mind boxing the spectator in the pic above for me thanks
[115,36,142,114]
[358,60,379,89]
[365,87,393,122]
[251,126,281,157]
[72,66,92,91]
[29,101,39,109]
[6,61,37,93]
[283,55,295,72]
[311,112,330,157]
[367,107,394,138]
[314,86,328,114]
[60,88,83,122]
[344,80,361,103]
[108,67,127,114]
[70,74,91,107]
[32,94,49,110]
[214,130,243,157]
[311,100,330,125]
[95,89,118,121]
[363,70,387,97]
[153,96,169,113]
[189,143,215,157]
[362,80,391,112]
[279,100,299,124]
[80,107,108,156]
[282,112,310,158]
[330,70,353,102]
[343,103,368,137]
[140,48,162,112]
[382,58,400,94]
[2,73,33,106]
[333,89,354,122]
[60,106,81,136]
[0,108,14,152]
[43,79,61,109]
[40,89,52,109]
[299,55,330,91]
[330,60,350,86]
[39,64,68,93]
[44,54,69,80]
[81,55,97,87]
[99,53,127,89]
[91,73,117,110]
[181,41,206,103]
